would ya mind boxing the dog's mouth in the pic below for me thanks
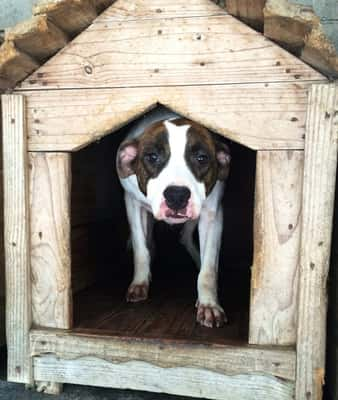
[164,207,190,224]
[156,199,198,224]
[165,207,188,219]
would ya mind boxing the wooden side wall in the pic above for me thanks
[249,150,303,346]
[29,152,72,330]
[296,83,338,400]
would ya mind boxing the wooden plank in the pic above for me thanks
[249,150,303,345]
[0,41,38,90]
[5,15,69,62]
[29,152,72,329]
[32,354,294,400]
[20,82,312,152]
[226,0,266,30]
[296,83,338,400]
[1,94,32,383]
[33,0,97,37]
[19,7,324,90]
[98,0,225,20]
[30,328,297,381]
[264,0,317,54]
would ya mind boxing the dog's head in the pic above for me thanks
[117,118,230,224]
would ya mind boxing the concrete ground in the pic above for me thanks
[0,382,193,400]
[0,347,196,400]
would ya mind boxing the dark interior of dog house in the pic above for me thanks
[71,106,256,345]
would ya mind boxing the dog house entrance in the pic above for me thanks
[71,107,255,345]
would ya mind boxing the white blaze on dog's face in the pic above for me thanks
[117,118,230,224]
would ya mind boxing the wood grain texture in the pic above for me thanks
[29,152,72,329]
[5,15,69,61]
[30,328,296,380]
[32,354,295,400]
[98,0,225,20]
[0,41,38,90]
[226,0,266,30]
[20,82,312,151]
[249,150,303,345]
[296,83,338,400]
[20,0,324,90]
[1,95,32,383]
[33,0,97,36]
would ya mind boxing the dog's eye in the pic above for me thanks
[195,152,209,164]
[144,152,159,164]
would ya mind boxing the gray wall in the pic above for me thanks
[0,0,35,30]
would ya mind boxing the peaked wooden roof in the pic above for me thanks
[19,0,323,91]
[14,0,327,152]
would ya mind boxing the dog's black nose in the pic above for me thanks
[164,185,191,210]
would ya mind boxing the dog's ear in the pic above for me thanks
[116,139,139,178]
[215,140,231,180]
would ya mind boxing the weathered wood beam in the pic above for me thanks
[249,150,303,345]
[226,0,266,30]
[91,0,115,13]
[29,152,72,330]
[30,328,297,381]
[5,15,69,62]
[264,0,338,77]
[0,41,38,90]
[264,0,318,55]
[2,94,32,384]
[296,83,338,400]
[33,0,97,36]
[301,25,338,79]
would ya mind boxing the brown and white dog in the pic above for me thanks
[116,107,231,328]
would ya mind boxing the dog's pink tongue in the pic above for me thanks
[166,207,187,218]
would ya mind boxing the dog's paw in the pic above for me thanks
[196,301,227,328]
[126,282,149,302]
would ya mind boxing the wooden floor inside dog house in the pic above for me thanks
[71,110,256,346]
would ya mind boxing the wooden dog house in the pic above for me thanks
[2,1,337,399]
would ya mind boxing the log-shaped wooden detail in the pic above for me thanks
[29,152,72,329]
[33,0,97,37]
[5,15,69,62]
[20,0,324,90]
[30,329,296,381]
[0,41,38,90]
[1,95,32,384]
[249,150,303,345]
[22,82,309,152]
[226,0,265,30]
[296,83,338,400]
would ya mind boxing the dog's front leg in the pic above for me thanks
[125,192,152,302]
[196,184,226,328]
